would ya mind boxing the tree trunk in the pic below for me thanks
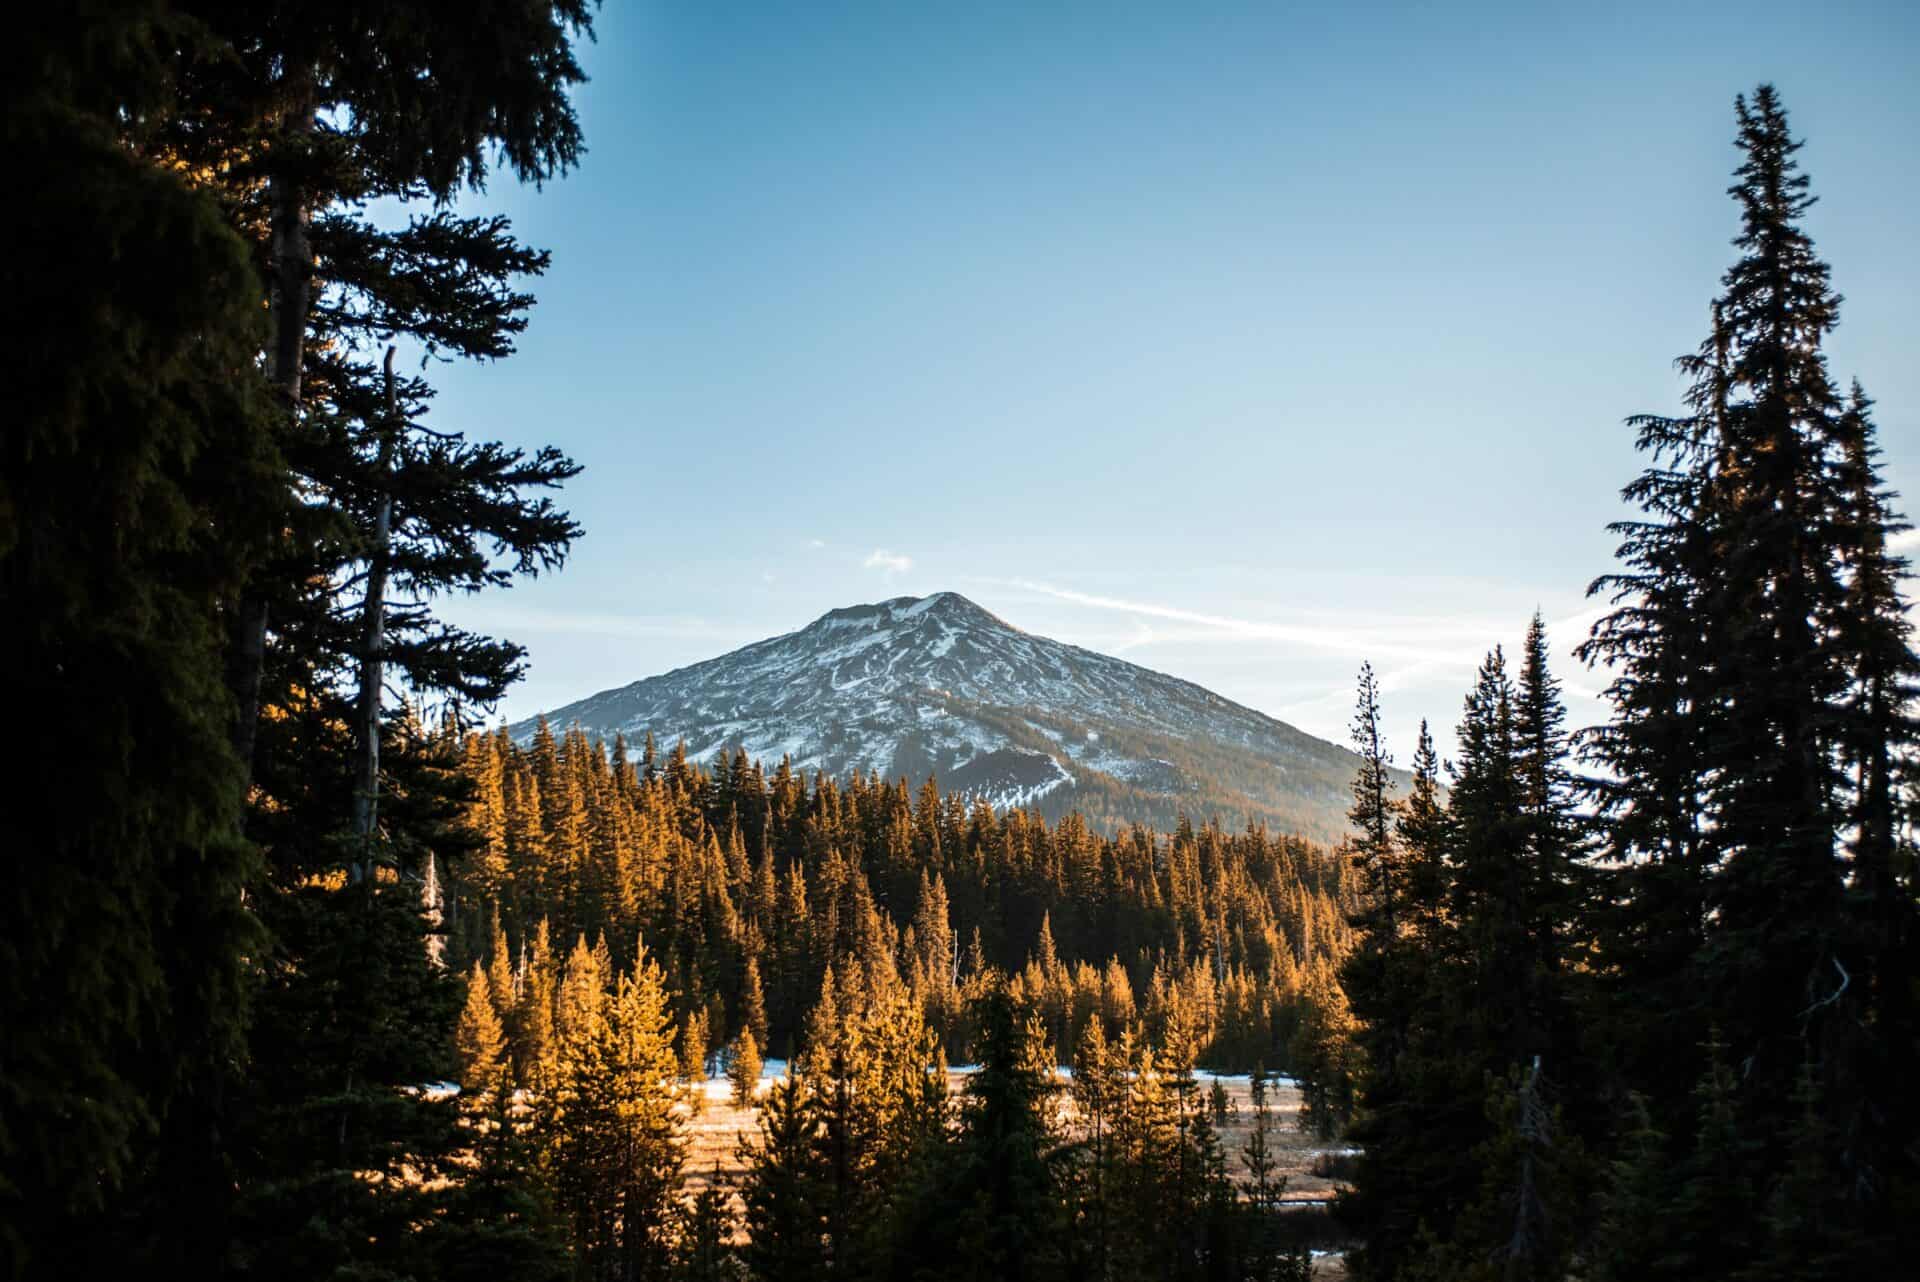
[350,347,399,878]
[229,69,316,779]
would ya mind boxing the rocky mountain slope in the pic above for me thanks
[512,592,1391,840]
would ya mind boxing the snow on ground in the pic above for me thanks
[695,1057,796,1102]
[404,1080,463,1100]
[681,1066,1354,1227]
[1042,1066,1299,1089]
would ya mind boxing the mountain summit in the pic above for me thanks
[512,591,1382,839]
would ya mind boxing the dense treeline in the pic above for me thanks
[448,725,1359,1079]
[429,725,1372,1279]
[448,916,1327,1282]
[1329,88,1920,1281]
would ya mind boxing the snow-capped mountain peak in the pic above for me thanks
[511,592,1383,840]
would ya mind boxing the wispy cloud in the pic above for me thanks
[998,577,1622,742]
[864,548,913,576]
[1007,578,1606,663]
[1005,578,1480,666]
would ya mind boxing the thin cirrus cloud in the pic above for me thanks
[1001,577,1620,736]
[864,548,913,575]
[1004,577,1493,668]
[1007,578,1608,662]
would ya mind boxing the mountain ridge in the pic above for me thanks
[510,591,1392,841]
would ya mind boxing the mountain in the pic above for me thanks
[510,591,1391,841]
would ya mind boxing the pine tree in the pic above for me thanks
[1446,649,1532,1066]
[1348,663,1402,942]
[1335,666,1429,1273]
[1514,617,1583,1034]
[742,955,772,1050]
[794,953,948,1277]
[683,1007,713,1084]
[1398,721,1449,946]
[674,1166,741,1282]
[12,6,606,1278]
[1291,955,1358,1139]
[1510,617,1596,1163]
[182,0,597,782]
[732,1030,765,1108]
[549,943,689,1281]
[457,962,510,1094]
[1069,1017,1121,1280]
[487,910,521,1055]
[739,1075,829,1282]
[1107,1030,1180,1280]
[1685,86,1857,1176]
[1241,1067,1311,1282]
[898,987,1065,1282]
[523,920,560,1095]
[231,873,565,1282]
[1587,1094,1675,1282]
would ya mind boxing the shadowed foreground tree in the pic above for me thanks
[5,3,598,1276]
[3,8,280,1273]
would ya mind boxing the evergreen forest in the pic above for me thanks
[3,6,1914,1281]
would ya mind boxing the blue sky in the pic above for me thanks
[433,0,1919,760]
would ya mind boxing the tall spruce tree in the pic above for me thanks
[1338,663,1410,1084]
[1581,85,1919,1263]
[1445,650,1536,1069]
[1511,616,1593,1156]
[1688,84,1853,1154]
[1338,676,1456,1280]
[1338,664,1415,1142]
[1340,631,1594,1281]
